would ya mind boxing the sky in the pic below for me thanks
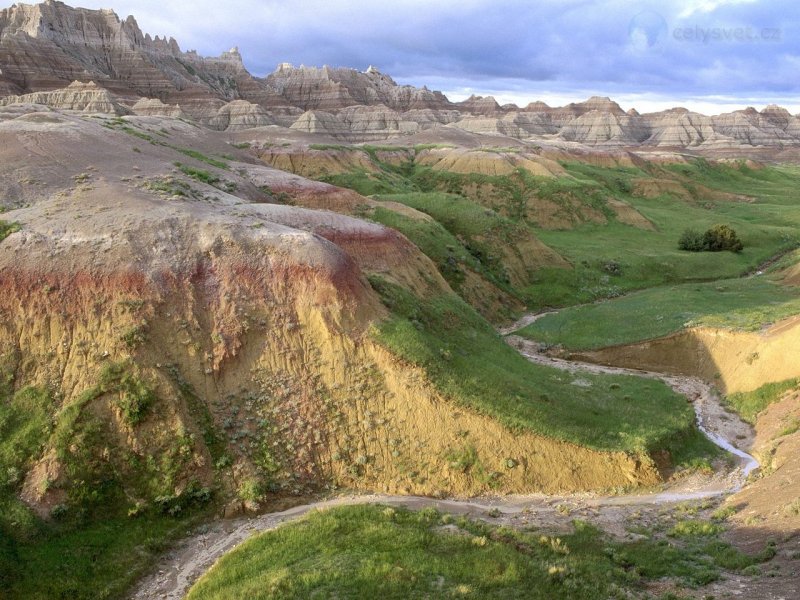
[68,0,800,113]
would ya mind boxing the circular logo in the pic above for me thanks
[628,10,668,52]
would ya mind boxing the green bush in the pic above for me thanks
[237,478,264,502]
[115,372,155,426]
[99,362,156,426]
[0,220,21,242]
[678,228,706,252]
[154,481,212,517]
[704,224,744,253]
[679,225,743,253]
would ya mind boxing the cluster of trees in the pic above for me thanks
[679,224,743,253]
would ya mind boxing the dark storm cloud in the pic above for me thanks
[72,0,799,103]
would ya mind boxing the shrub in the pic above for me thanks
[704,224,744,253]
[154,481,212,516]
[678,228,706,252]
[237,478,264,502]
[100,363,155,426]
[115,372,155,426]
[669,520,723,537]
[120,325,146,349]
[0,220,21,242]
[678,225,743,253]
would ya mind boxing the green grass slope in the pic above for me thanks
[187,504,773,600]
[518,275,800,351]
[368,276,716,460]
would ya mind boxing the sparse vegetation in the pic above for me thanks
[260,186,294,205]
[0,220,21,242]
[114,375,155,427]
[711,506,737,522]
[175,148,230,170]
[0,386,52,492]
[724,378,800,423]
[144,176,191,198]
[119,126,158,143]
[120,324,147,349]
[669,520,723,538]
[237,478,264,503]
[778,418,800,437]
[176,162,221,186]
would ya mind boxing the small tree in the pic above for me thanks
[678,229,706,252]
[703,224,743,253]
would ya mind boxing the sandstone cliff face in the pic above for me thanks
[456,95,504,115]
[0,0,276,108]
[204,100,276,131]
[558,110,648,145]
[0,80,129,114]
[641,109,716,147]
[265,63,454,112]
[131,97,186,119]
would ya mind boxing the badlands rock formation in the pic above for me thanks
[0,106,662,517]
[3,2,800,147]
[265,63,454,112]
[0,80,128,114]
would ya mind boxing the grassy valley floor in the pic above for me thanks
[517,274,800,351]
[185,504,776,600]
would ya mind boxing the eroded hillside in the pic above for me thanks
[1,4,800,597]
[1,105,714,559]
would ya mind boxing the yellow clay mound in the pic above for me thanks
[571,316,800,395]
[415,148,564,178]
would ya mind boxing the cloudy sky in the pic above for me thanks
[72,0,799,113]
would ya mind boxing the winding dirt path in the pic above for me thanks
[129,313,758,600]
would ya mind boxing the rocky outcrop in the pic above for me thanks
[640,109,717,147]
[264,63,454,112]
[414,147,566,179]
[456,95,504,115]
[559,110,650,145]
[204,100,275,131]
[711,107,799,146]
[452,115,525,138]
[131,97,186,119]
[290,110,350,137]
[0,80,129,114]
[0,0,276,107]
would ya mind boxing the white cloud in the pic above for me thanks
[677,0,759,19]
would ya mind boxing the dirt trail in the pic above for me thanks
[129,313,758,600]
